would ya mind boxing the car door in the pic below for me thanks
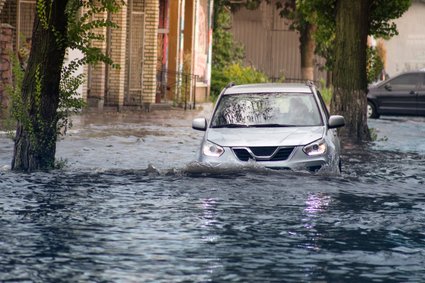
[375,73,419,116]
[417,72,425,115]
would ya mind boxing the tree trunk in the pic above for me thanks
[299,22,316,81]
[330,0,371,143]
[12,0,69,171]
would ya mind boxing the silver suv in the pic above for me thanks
[192,83,345,172]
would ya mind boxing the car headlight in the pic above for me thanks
[303,139,327,156]
[202,140,224,157]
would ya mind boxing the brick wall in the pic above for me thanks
[142,0,159,105]
[108,4,127,108]
[0,0,6,14]
[85,0,159,108]
[0,23,13,114]
[0,0,17,28]
[84,9,108,108]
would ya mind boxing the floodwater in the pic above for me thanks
[0,105,424,283]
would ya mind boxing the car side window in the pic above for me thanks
[381,73,418,91]
[316,90,330,120]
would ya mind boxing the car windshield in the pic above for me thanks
[211,92,323,128]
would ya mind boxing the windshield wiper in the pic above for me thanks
[250,123,296,128]
[212,123,250,128]
[213,123,297,128]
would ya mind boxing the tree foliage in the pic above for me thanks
[309,0,411,69]
[211,0,274,98]
[211,64,269,98]
[367,46,385,83]
[212,0,411,144]
[369,0,412,38]
[215,0,411,72]
[276,0,316,34]
[269,0,411,71]
[66,0,124,67]
[212,4,244,70]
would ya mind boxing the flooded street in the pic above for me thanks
[0,105,424,282]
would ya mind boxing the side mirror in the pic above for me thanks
[384,84,392,91]
[328,115,345,129]
[192,118,207,131]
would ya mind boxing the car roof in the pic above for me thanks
[395,70,425,75]
[223,83,313,95]
[371,70,425,88]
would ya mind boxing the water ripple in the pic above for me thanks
[1,113,425,282]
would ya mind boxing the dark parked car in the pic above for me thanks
[367,70,425,119]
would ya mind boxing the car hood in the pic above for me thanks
[206,127,325,147]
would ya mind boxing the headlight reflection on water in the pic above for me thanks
[200,198,220,244]
[304,193,331,215]
[300,193,333,254]
[303,193,332,232]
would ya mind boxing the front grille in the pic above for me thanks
[250,147,277,156]
[232,147,295,162]
[271,147,294,161]
[233,148,252,161]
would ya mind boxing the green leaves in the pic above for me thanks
[370,0,411,38]
[57,59,86,135]
[211,2,269,98]
[23,0,123,138]
[36,0,52,30]
[211,64,269,97]
[212,9,244,70]
[66,0,123,67]
[367,46,385,83]
[293,0,411,71]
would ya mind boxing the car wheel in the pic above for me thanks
[367,101,379,119]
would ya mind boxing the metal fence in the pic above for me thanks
[17,0,36,49]
[157,69,199,110]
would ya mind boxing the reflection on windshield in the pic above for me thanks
[211,93,322,128]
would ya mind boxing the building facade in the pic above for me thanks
[0,0,213,112]
[383,0,425,76]
[158,0,213,109]
[230,1,326,82]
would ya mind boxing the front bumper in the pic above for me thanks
[198,146,332,172]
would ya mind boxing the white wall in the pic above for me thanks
[384,1,425,76]
[64,48,85,97]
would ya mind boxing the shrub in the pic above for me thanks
[367,46,385,84]
[211,64,269,98]
[212,7,244,70]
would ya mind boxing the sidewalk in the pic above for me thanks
[74,102,213,128]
